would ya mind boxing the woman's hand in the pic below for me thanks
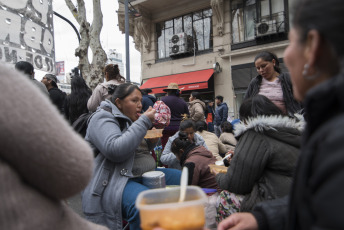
[217,213,258,230]
[143,106,156,123]
[225,150,234,163]
[225,150,234,157]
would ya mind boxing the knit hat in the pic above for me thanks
[163,82,179,92]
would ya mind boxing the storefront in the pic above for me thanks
[140,68,215,101]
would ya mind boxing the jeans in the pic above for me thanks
[121,168,181,229]
[214,125,222,137]
[207,122,215,133]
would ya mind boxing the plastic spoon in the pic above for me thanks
[223,153,233,161]
[178,167,188,203]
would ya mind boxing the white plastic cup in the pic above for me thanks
[142,171,166,189]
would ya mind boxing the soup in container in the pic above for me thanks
[136,186,207,230]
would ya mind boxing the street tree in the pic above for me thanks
[65,0,107,89]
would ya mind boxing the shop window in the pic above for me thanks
[156,9,213,59]
[231,0,287,47]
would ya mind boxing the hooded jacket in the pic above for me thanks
[183,146,218,189]
[160,131,208,169]
[87,79,123,112]
[214,102,228,126]
[82,100,153,230]
[189,99,206,122]
[215,115,304,211]
[252,72,344,230]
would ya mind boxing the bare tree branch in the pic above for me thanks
[64,0,106,89]
[64,0,81,25]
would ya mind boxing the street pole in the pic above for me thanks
[53,11,80,44]
[125,0,130,82]
[53,11,81,78]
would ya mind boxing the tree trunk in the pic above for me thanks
[65,0,107,89]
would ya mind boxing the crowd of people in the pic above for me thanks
[2,0,344,229]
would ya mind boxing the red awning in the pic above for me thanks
[140,69,214,94]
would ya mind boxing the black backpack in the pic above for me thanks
[72,107,126,138]
[72,112,93,138]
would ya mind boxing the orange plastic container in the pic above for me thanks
[136,186,207,230]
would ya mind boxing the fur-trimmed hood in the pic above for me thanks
[234,114,305,137]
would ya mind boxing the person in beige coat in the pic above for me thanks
[0,63,107,230]
[219,121,237,152]
[188,91,206,122]
[87,64,125,112]
[195,121,227,161]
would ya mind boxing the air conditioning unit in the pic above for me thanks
[169,32,189,56]
[255,20,277,37]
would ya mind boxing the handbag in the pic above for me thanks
[152,101,171,129]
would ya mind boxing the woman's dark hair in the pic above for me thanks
[179,119,196,131]
[254,51,281,74]
[66,76,92,124]
[110,83,141,104]
[191,91,201,100]
[141,88,152,95]
[239,95,284,122]
[292,0,344,59]
[15,61,34,75]
[171,131,193,157]
[104,64,125,82]
[221,121,233,133]
[195,120,208,132]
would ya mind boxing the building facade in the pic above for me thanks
[117,0,296,117]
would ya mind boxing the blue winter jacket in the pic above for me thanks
[214,102,228,126]
[141,94,156,112]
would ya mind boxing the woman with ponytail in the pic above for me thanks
[83,83,181,230]
[245,51,302,116]
[87,64,125,112]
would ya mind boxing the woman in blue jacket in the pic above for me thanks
[82,83,181,230]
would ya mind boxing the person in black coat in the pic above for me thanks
[212,95,302,222]
[41,74,66,114]
[218,1,344,229]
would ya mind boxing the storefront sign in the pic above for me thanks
[0,0,55,73]
[56,61,64,75]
